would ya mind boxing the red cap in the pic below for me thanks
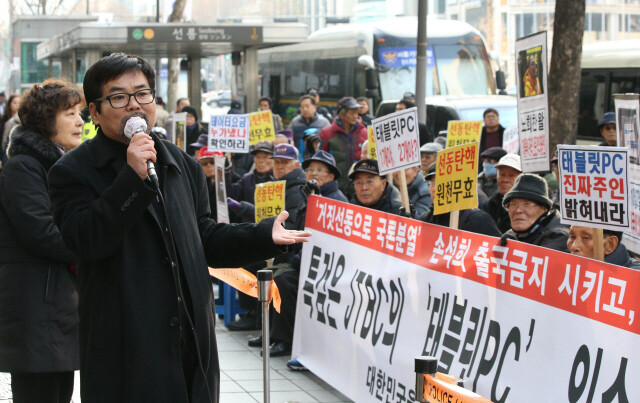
[198,147,215,159]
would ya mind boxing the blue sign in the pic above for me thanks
[378,46,434,68]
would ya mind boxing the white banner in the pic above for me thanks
[515,31,550,173]
[293,196,640,402]
[502,124,519,155]
[371,107,420,175]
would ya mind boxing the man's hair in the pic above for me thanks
[356,96,368,103]
[483,108,499,118]
[299,94,316,106]
[397,99,414,109]
[19,78,84,138]
[177,97,189,107]
[604,230,623,243]
[259,96,273,108]
[83,53,155,113]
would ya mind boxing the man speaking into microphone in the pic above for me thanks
[48,53,311,402]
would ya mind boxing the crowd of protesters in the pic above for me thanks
[0,59,638,401]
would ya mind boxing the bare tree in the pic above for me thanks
[166,0,187,113]
[548,0,586,153]
[19,0,69,15]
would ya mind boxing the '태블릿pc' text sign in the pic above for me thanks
[558,145,629,231]
[433,142,479,215]
[209,115,250,153]
[371,107,420,175]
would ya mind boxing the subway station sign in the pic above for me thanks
[127,25,263,43]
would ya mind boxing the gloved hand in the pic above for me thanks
[227,197,242,212]
[300,179,321,200]
[398,202,415,218]
[500,232,516,246]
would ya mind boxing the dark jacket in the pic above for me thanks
[226,170,274,222]
[480,125,505,154]
[504,210,569,252]
[320,117,368,192]
[289,113,330,157]
[483,191,511,233]
[605,243,640,270]
[407,173,431,219]
[48,131,283,402]
[478,174,498,199]
[421,206,501,237]
[351,182,402,215]
[186,123,207,156]
[0,126,78,373]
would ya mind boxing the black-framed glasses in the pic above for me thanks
[95,88,156,109]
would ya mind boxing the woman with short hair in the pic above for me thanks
[0,78,84,402]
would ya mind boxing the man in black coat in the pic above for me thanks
[48,53,310,403]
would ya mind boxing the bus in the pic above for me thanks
[258,17,507,125]
[579,39,640,142]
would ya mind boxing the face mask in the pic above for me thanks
[483,162,497,177]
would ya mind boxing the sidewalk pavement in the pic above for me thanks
[0,319,352,403]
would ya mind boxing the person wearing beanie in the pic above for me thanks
[349,159,402,215]
[567,226,640,270]
[478,146,508,197]
[421,162,501,237]
[182,105,207,157]
[501,173,569,252]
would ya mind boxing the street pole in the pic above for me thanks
[415,0,428,125]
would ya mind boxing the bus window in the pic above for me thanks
[434,44,493,96]
[579,69,607,139]
[610,70,640,98]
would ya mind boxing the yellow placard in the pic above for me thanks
[367,125,377,160]
[248,110,276,145]
[254,180,286,223]
[445,120,483,148]
[433,142,479,215]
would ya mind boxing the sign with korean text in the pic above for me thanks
[502,124,519,154]
[433,143,479,215]
[208,115,249,153]
[214,156,229,224]
[128,25,263,43]
[515,31,550,172]
[558,145,629,231]
[294,196,640,403]
[615,95,640,182]
[248,110,275,144]
[169,112,187,151]
[254,180,285,223]
[371,107,420,175]
[367,126,377,160]
[445,121,482,148]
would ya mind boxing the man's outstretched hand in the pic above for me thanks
[272,211,312,245]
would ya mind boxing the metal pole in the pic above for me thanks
[414,356,437,403]
[415,0,428,125]
[257,270,273,403]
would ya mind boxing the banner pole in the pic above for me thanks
[398,169,411,213]
[257,270,273,403]
[449,210,459,230]
[594,228,605,261]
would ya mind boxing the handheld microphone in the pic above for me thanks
[124,116,159,188]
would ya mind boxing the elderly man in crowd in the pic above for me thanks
[478,146,507,197]
[289,95,330,156]
[420,142,442,178]
[483,153,522,233]
[568,226,640,269]
[349,159,401,214]
[501,174,569,251]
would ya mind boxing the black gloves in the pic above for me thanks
[300,179,321,200]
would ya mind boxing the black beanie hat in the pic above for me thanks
[182,106,198,122]
[503,173,553,210]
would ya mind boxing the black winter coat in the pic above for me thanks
[351,182,402,215]
[483,191,511,233]
[605,243,640,270]
[421,206,502,237]
[48,131,283,402]
[0,126,78,373]
[504,210,570,252]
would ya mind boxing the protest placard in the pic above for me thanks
[208,115,249,153]
[169,112,187,151]
[558,145,629,231]
[433,142,479,215]
[254,180,285,223]
[615,95,640,179]
[248,110,276,145]
[294,195,640,402]
[367,126,377,160]
[214,156,229,224]
[515,31,550,172]
[445,121,482,148]
[502,124,519,154]
[371,107,420,175]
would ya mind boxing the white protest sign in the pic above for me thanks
[371,107,420,175]
[515,31,550,173]
[208,115,249,153]
[615,95,640,181]
[558,145,629,231]
[214,156,229,224]
[294,196,640,403]
[502,124,519,154]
